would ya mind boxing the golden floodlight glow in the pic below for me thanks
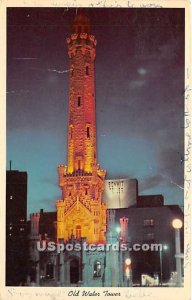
[56,11,107,244]
[172,219,183,229]
[125,258,131,266]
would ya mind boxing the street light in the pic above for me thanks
[172,219,182,229]
[125,258,131,266]
[159,244,168,285]
[172,218,183,287]
[125,258,132,286]
[116,227,121,234]
[115,226,122,286]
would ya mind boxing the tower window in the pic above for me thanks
[93,261,101,278]
[87,127,90,138]
[70,127,73,139]
[78,96,81,107]
[78,26,81,34]
[78,159,81,170]
[76,225,81,239]
[86,66,89,76]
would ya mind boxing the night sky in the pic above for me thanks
[7,8,184,217]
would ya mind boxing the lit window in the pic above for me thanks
[144,232,155,241]
[9,226,12,230]
[93,261,101,278]
[143,219,154,227]
[10,196,13,200]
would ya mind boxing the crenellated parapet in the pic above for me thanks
[67,34,97,60]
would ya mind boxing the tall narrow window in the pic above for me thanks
[87,127,90,138]
[78,159,81,170]
[78,26,81,34]
[70,127,73,139]
[76,225,81,239]
[86,66,89,75]
[78,96,81,107]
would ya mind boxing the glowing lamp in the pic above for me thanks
[125,258,131,266]
[172,219,183,229]
[116,227,121,233]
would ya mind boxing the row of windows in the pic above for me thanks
[70,124,91,139]
[76,25,89,34]
[71,66,90,77]
[143,232,155,240]
[143,219,155,226]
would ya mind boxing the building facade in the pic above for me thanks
[28,11,183,287]
[6,168,28,285]
[29,11,130,287]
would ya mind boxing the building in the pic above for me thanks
[113,195,184,285]
[29,11,130,287]
[103,179,138,209]
[6,167,28,285]
[28,11,183,287]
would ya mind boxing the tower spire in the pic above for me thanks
[66,10,97,174]
[57,13,106,244]
[72,9,91,34]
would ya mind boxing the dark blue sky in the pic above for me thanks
[7,8,184,217]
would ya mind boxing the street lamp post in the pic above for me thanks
[159,244,168,285]
[116,226,121,287]
[172,219,183,287]
[125,258,132,286]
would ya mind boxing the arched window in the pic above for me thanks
[76,225,81,239]
[93,261,101,278]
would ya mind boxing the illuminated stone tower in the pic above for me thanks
[56,11,106,244]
